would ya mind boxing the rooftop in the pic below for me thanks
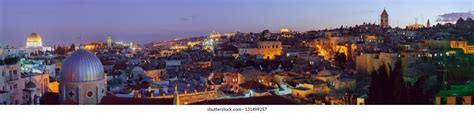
[191,95,298,105]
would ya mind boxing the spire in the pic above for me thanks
[173,84,180,105]
[381,8,388,16]
[380,8,389,28]
[427,19,431,27]
[457,17,465,25]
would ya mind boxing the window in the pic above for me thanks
[87,91,94,98]
[68,91,75,98]
[13,70,17,75]
[2,71,4,76]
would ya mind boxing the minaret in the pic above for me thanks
[173,84,180,105]
[426,19,431,27]
[380,9,389,28]
[107,35,112,48]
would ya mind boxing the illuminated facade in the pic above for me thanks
[223,33,236,38]
[208,31,222,39]
[312,37,357,60]
[239,41,283,60]
[187,41,201,47]
[107,35,112,48]
[355,52,397,76]
[84,42,103,51]
[280,28,291,38]
[202,38,215,52]
[450,40,474,54]
[26,33,43,48]
[257,41,283,60]
[406,24,425,30]
[174,89,217,105]
[201,32,223,52]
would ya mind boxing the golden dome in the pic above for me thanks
[26,33,42,43]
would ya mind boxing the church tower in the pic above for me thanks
[380,9,389,28]
[173,84,180,105]
[427,19,431,27]
[107,35,112,48]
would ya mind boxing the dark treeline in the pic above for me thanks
[367,61,440,104]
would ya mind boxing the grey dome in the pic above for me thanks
[60,49,105,82]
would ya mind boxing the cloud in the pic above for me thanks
[179,15,197,21]
[436,11,474,22]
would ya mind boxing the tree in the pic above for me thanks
[334,52,347,69]
[69,43,76,52]
[367,61,410,104]
[55,46,67,55]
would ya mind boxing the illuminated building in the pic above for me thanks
[435,96,472,105]
[280,28,291,38]
[312,37,357,60]
[257,41,283,60]
[84,42,103,51]
[170,45,188,52]
[26,33,43,48]
[0,57,50,105]
[239,41,282,60]
[186,41,201,47]
[202,31,225,52]
[202,39,215,52]
[406,23,425,30]
[380,9,389,28]
[107,35,112,48]
[173,88,217,105]
[280,28,290,33]
[59,49,107,104]
[160,49,176,57]
[450,40,474,54]
[355,52,397,76]
[143,68,165,82]
[223,33,235,38]
[208,31,222,39]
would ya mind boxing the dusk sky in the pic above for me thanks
[0,0,473,47]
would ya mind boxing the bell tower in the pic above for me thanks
[380,9,389,28]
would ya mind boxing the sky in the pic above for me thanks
[0,0,473,47]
